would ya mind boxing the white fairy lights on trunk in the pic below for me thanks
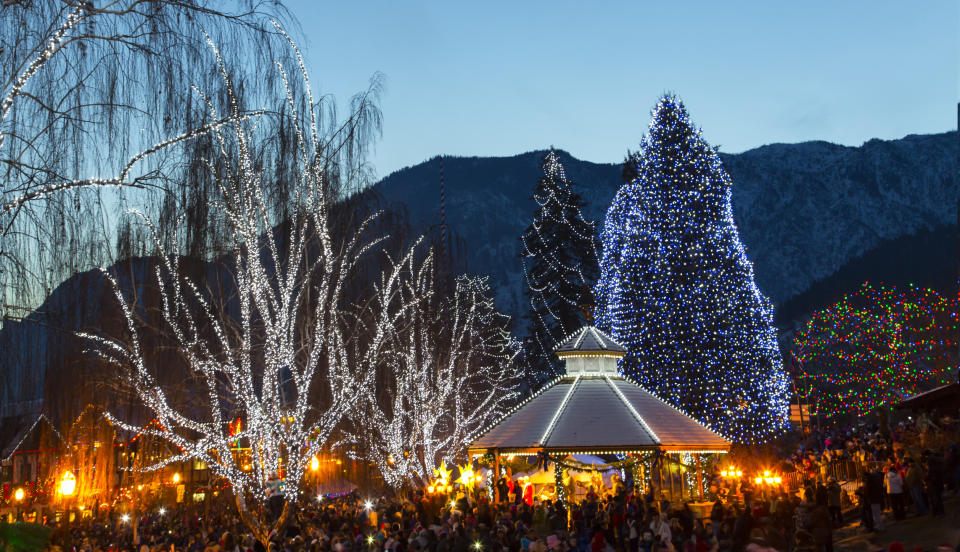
[347,254,520,489]
[79,27,404,546]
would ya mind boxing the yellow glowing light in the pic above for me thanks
[137,485,143,491]
[367,537,375,545]
[78,505,85,511]
[13,488,24,501]
[720,471,728,477]
[774,476,782,484]
[428,486,435,493]
[159,507,166,515]
[59,471,76,496]
[121,514,131,523]
[364,500,373,510]
[457,464,476,489]
[172,473,181,484]
[754,477,762,485]
[473,542,483,551]
[763,470,771,477]
[310,456,320,472]
[434,462,452,484]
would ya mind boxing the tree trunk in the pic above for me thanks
[234,494,294,549]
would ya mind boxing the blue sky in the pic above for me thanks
[286,1,958,179]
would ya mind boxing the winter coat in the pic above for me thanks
[827,482,843,507]
[884,471,903,494]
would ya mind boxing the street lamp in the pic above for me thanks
[310,456,320,472]
[13,488,24,501]
[59,471,76,496]
[172,472,181,484]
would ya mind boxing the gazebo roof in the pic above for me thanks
[554,326,626,357]
[468,375,730,454]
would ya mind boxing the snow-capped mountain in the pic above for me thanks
[372,131,957,326]
[1,131,956,419]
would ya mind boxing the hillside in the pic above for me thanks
[372,132,958,327]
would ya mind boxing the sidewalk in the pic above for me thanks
[834,495,960,551]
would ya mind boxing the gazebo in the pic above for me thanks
[469,325,730,502]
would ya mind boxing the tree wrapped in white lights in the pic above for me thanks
[80,30,402,545]
[348,254,520,489]
[520,151,599,381]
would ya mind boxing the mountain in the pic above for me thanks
[1,131,956,419]
[372,131,958,328]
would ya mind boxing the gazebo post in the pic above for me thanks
[696,454,704,501]
[493,449,501,504]
[668,455,676,501]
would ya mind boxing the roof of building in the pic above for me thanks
[554,326,627,356]
[469,375,729,453]
[893,382,960,411]
[0,413,61,461]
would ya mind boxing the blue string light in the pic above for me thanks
[593,95,789,444]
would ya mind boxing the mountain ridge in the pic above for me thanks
[371,131,958,328]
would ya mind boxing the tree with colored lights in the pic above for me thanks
[594,95,789,443]
[346,255,520,488]
[79,32,401,546]
[520,151,599,379]
[793,282,958,420]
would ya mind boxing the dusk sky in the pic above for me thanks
[288,1,956,178]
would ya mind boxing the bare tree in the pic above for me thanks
[345,252,521,489]
[79,30,402,545]
[0,0,332,324]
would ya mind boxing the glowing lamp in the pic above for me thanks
[172,473,181,484]
[720,471,728,477]
[364,500,373,510]
[754,477,762,485]
[59,471,77,496]
[367,536,375,545]
[310,456,320,472]
[736,471,742,477]
[121,514,131,523]
[428,486,435,493]
[159,507,166,516]
[14,488,25,501]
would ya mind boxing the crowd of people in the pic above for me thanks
[24,414,960,552]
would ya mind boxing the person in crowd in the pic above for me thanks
[884,465,905,520]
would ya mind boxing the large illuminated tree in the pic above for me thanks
[594,95,789,443]
[80,31,402,546]
[520,151,599,379]
[346,255,520,488]
[794,282,959,420]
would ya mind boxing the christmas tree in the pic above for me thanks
[594,95,789,443]
[520,151,599,379]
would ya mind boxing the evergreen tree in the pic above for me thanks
[594,96,789,443]
[520,151,599,379]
